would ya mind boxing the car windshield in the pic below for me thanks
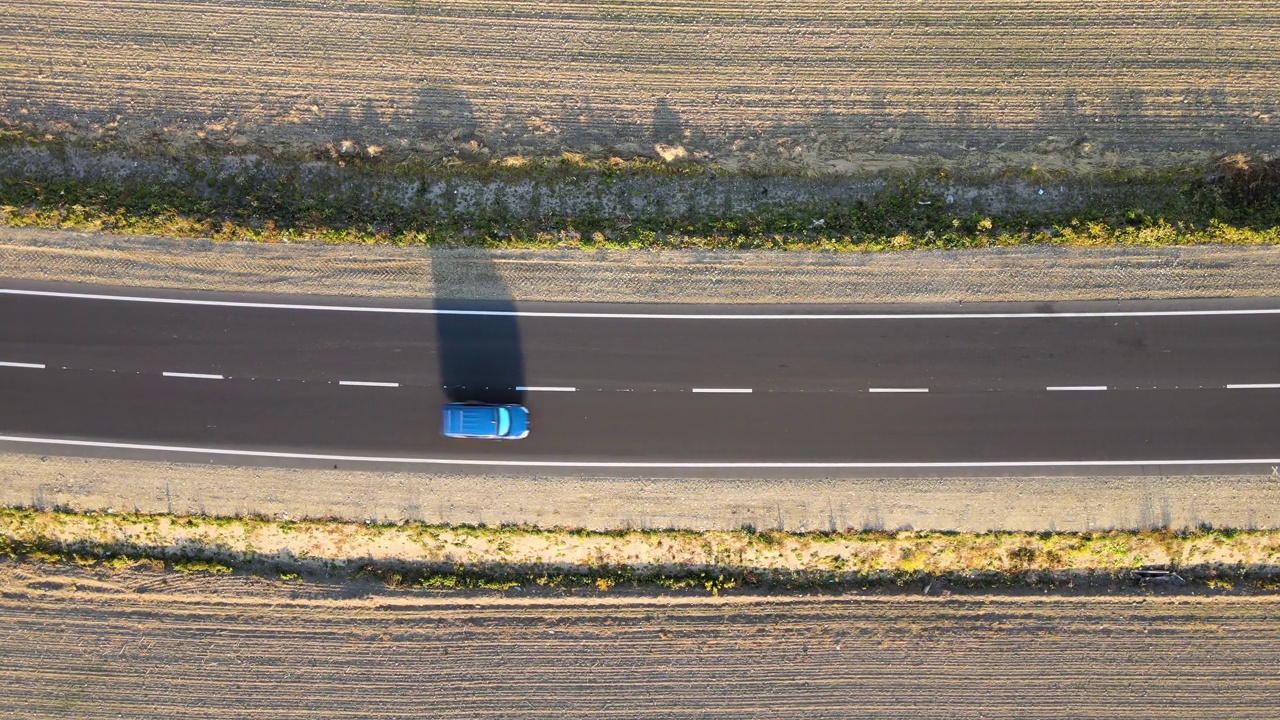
[497,407,511,436]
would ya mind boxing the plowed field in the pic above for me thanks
[1,0,1276,169]
[1,562,1279,719]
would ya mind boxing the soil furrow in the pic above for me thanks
[3,0,1274,169]
[2,562,1279,719]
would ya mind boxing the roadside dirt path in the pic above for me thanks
[1,562,1277,719]
[2,0,1276,169]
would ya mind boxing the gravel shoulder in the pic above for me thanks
[6,453,1280,532]
[2,561,1278,719]
[3,226,1279,303]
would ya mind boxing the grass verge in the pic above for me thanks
[4,507,1280,595]
[0,135,1277,251]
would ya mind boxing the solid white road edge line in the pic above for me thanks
[338,380,400,387]
[516,386,576,392]
[161,372,224,380]
[1227,384,1280,389]
[5,288,1280,320]
[869,387,929,393]
[0,434,1277,468]
[691,388,753,393]
[1046,385,1109,391]
[0,361,45,369]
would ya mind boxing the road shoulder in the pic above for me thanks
[5,453,1279,531]
[2,226,1279,303]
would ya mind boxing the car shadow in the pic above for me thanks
[430,246,526,406]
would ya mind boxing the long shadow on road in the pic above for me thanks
[430,247,525,406]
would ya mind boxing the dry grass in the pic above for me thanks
[5,507,1280,593]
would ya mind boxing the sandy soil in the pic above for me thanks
[7,452,1280,532]
[0,561,1278,719]
[1,0,1276,171]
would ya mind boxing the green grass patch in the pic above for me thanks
[172,559,234,575]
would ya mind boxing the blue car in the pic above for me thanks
[441,403,530,440]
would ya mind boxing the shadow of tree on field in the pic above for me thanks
[5,76,1277,164]
[652,98,684,145]
[416,85,477,138]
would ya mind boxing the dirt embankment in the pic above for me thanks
[1,561,1279,719]
[2,0,1276,172]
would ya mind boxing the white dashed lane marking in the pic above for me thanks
[161,372,224,380]
[8,362,1275,395]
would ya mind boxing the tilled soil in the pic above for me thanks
[1,0,1276,170]
[0,562,1278,719]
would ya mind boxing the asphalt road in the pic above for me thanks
[1,281,1277,476]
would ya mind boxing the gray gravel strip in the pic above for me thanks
[2,226,1279,303]
[5,453,1279,531]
